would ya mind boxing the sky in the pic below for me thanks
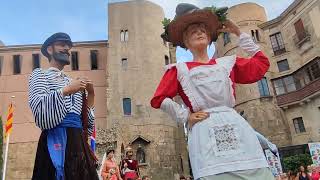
[0,0,108,45]
[0,0,294,62]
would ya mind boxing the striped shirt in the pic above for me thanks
[28,67,94,135]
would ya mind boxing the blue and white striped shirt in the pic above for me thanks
[28,67,94,135]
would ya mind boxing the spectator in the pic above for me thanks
[296,165,311,180]
[310,165,320,180]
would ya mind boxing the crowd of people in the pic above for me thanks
[100,146,141,180]
[276,165,320,180]
[99,145,196,180]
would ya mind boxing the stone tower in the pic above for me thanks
[104,0,190,179]
[215,3,292,147]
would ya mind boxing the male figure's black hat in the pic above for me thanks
[41,32,73,58]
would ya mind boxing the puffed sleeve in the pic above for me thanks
[151,66,190,124]
[28,68,70,130]
[150,67,179,108]
[233,32,270,84]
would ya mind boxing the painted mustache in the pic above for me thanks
[59,50,70,56]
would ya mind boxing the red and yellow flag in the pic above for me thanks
[5,103,13,138]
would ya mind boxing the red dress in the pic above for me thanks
[120,159,139,180]
[311,172,320,180]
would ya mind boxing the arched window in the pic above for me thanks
[120,30,125,42]
[251,30,256,42]
[255,30,260,42]
[121,58,128,70]
[251,29,260,42]
[124,30,129,42]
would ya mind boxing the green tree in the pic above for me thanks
[283,153,312,173]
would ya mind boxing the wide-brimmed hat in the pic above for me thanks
[161,3,228,48]
[41,32,73,58]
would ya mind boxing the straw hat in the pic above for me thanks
[161,3,228,48]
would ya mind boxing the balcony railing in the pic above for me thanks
[276,77,320,106]
[273,48,287,56]
[293,29,311,48]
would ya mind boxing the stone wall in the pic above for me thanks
[4,142,37,180]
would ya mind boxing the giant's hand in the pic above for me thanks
[188,111,209,128]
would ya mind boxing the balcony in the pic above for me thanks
[276,77,320,106]
[293,29,311,48]
[273,48,287,56]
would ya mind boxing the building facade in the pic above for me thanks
[0,1,189,179]
[216,0,320,157]
[0,41,108,179]
[104,1,189,179]
[215,2,292,147]
[259,0,320,146]
[2,0,320,179]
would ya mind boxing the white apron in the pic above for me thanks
[176,56,269,179]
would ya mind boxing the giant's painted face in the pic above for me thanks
[47,41,72,65]
[183,23,211,50]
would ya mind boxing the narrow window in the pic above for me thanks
[123,98,131,115]
[293,117,306,133]
[32,54,40,69]
[90,50,98,70]
[277,59,290,72]
[71,51,79,70]
[257,77,270,96]
[122,58,128,70]
[13,55,21,74]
